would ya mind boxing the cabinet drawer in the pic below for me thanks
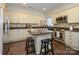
[65,31,79,49]
[65,42,73,47]
[65,41,72,44]
[68,38,72,40]
[68,42,72,44]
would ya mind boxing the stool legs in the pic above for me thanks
[44,43,46,55]
[26,42,29,54]
[40,41,43,54]
[47,43,49,53]
[32,40,36,54]
[40,39,54,55]
[51,41,54,55]
[25,40,36,55]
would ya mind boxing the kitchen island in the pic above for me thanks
[28,29,53,54]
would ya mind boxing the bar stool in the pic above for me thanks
[25,37,36,55]
[40,38,54,55]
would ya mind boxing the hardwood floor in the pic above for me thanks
[3,40,79,55]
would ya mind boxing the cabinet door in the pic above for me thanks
[67,6,79,23]
[72,32,79,48]
[65,31,79,50]
[65,31,73,46]
[65,31,70,44]
[9,13,19,23]
[18,29,26,40]
[17,29,32,40]
[10,30,18,41]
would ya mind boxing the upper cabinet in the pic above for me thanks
[6,11,43,23]
[50,5,79,23]
[67,6,79,23]
[0,3,5,8]
[56,15,67,23]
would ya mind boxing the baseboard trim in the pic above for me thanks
[3,39,26,44]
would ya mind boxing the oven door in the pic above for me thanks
[55,31,63,38]
[56,31,60,38]
[59,32,63,38]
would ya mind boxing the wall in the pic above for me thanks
[49,4,79,24]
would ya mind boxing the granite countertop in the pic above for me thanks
[50,27,79,32]
[8,25,79,32]
[28,29,53,35]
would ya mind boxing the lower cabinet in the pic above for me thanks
[65,31,79,50]
[3,29,32,43]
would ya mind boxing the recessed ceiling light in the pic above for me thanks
[23,3,26,5]
[43,8,46,11]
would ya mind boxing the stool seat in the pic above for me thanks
[27,37,34,42]
[41,38,51,43]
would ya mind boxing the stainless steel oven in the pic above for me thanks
[53,31,64,40]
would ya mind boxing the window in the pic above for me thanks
[47,16,53,27]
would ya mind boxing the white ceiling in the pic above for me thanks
[7,3,78,13]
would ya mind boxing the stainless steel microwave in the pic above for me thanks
[56,15,67,23]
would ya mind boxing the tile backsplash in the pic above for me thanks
[54,23,79,28]
[9,23,79,29]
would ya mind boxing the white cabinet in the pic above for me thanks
[67,6,79,23]
[65,31,79,50]
[4,30,19,43]
[65,31,73,46]
[72,32,79,48]
[4,29,32,43]
[52,5,79,23]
